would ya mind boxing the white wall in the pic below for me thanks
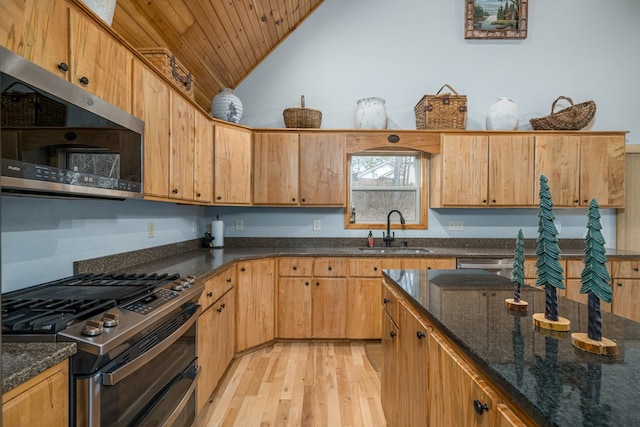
[1,197,206,292]
[235,0,640,143]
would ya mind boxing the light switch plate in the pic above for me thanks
[235,219,243,231]
[313,220,321,231]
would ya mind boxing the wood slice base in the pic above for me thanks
[505,298,528,310]
[571,333,618,356]
[532,313,571,332]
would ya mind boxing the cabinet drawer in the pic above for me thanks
[611,260,640,279]
[349,258,385,277]
[278,257,314,277]
[314,257,347,277]
[199,267,235,310]
[382,280,399,324]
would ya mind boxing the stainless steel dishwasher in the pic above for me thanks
[456,258,514,277]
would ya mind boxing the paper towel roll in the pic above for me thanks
[211,218,224,248]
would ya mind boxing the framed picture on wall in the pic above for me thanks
[465,0,528,39]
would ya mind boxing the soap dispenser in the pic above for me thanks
[367,231,375,247]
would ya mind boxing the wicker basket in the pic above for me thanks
[530,96,596,130]
[414,84,467,130]
[283,95,322,128]
[138,47,195,99]
[1,82,66,127]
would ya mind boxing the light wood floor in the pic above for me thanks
[196,341,387,427]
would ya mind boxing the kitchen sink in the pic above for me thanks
[358,247,433,254]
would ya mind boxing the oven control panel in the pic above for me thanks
[123,289,179,315]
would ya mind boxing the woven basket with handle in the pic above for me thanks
[283,95,322,128]
[530,96,596,130]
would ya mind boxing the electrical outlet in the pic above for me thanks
[235,219,243,231]
[147,222,155,238]
[313,219,321,231]
[448,221,463,231]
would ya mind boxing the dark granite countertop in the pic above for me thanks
[382,268,640,427]
[2,342,77,393]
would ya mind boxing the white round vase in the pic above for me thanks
[81,0,117,25]
[486,97,519,130]
[356,97,387,129]
[211,88,243,124]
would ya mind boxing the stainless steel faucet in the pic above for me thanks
[383,210,405,247]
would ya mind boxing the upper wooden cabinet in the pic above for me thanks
[535,134,625,207]
[431,132,625,208]
[168,92,196,201]
[253,132,300,205]
[194,110,214,204]
[0,0,69,78]
[299,133,346,206]
[430,134,534,207]
[132,60,170,199]
[214,124,252,205]
[68,8,132,113]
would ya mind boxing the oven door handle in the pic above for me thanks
[159,364,200,427]
[101,306,200,386]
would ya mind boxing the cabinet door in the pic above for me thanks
[488,135,534,206]
[612,279,640,322]
[69,8,132,112]
[579,135,625,207]
[132,61,170,198]
[236,259,275,351]
[277,277,312,338]
[168,92,196,201]
[312,278,347,338]
[197,289,235,412]
[213,124,252,205]
[381,311,399,426]
[440,135,489,206]
[535,135,581,207]
[2,361,69,427]
[347,278,382,339]
[429,332,498,427]
[398,302,430,427]
[299,133,346,206]
[194,111,214,204]
[496,403,528,427]
[198,266,235,311]
[253,132,299,205]
[0,0,69,78]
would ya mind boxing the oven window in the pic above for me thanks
[99,324,196,427]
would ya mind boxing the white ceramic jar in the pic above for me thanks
[355,97,387,129]
[81,0,117,25]
[211,88,243,124]
[486,97,519,130]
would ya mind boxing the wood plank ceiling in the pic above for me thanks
[112,0,324,111]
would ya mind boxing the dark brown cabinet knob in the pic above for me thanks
[293,266,297,271]
[216,196,222,200]
[207,292,213,297]
[390,331,397,338]
[328,266,332,271]
[305,281,309,286]
[315,282,320,286]
[226,278,232,283]
[416,331,426,339]
[241,267,246,272]
[57,62,69,72]
[473,400,489,415]
[634,267,639,272]
[79,76,89,85]
[216,303,226,313]
[383,298,390,304]
[195,192,201,198]
[172,188,179,194]
[373,266,378,271]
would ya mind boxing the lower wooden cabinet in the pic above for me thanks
[2,360,69,427]
[347,278,382,338]
[277,277,312,338]
[496,403,528,427]
[197,288,235,412]
[381,311,399,424]
[428,332,499,427]
[312,278,347,338]
[236,259,275,352]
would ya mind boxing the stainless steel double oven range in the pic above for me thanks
[2,272,204,427]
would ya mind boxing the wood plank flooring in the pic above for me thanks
[196,341,387,427]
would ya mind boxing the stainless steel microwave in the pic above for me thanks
[0,46,143,199]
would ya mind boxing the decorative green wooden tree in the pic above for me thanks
[580,199,613,341]
[535,175,565,322]
[511,229,526,302]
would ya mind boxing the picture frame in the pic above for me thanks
[465,0,528,40]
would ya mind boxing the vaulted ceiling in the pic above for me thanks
[112,0,324,110]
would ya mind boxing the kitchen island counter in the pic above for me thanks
[382,268,640,427]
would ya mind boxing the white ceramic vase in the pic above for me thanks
[486,97,519,130]
[211,88,243,124]
[81,0,117,26]
[356,97,387,129]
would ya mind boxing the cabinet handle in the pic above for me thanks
[491,199,496,203]
[316,281,320,286]
[79,76,89,85]
[617,283,623,287]
[216,303,226,313]
[241,267,246,272]
[216,196,222,200]
[390,331,397,338]
[373,266,378,271]
[305,281,309,286]
[226,278,232,283]
[328,266,332,271]
[195,192,201,198]
[574,199,580,204]
[292,198,296,202]
[57,62,69,72]
[293,266,297,271]
[583,199,589,203]
[634,267,639,272]
[301,198,306,202]
[427,267,432,270]
[207,292,213,298]
[473,400,489,415]
[172,188,179,194]
[416,331,426,339]
[482,199,487,204]
[383,298,390,304]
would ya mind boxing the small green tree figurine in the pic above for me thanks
[506,229,528,311]
[533,175,569,331]
[571,199,617,355]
